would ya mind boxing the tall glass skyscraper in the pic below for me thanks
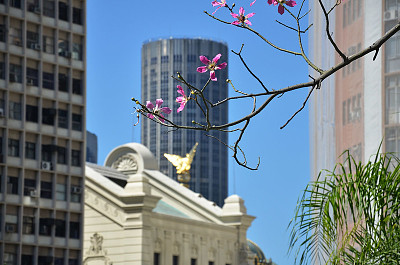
[141,38,228,206]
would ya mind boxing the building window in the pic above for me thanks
[55,219,66,237]
[69,221,80,238]
[9,27,22,46]
[7,176,19,194]
[10,0,21,8]
[72,114,82,131]
[72,43,82,61]
[43,0,55,17]
[9,101,22,120]
[151,57,157,65]
[0,24,6,43]
[21,255,34,265]
[27,31,40,50]
[42,144,54,162]
[25,142,36,159]
[43,35,54,54]
[70,185,81,202]
[68,259,79,265]
[9,64,22,83]
[154,253,160,265]
[26,105,39,122]
[40,181,52,199]
[4,252,17,265]
[173,255,179,265]
[161,55,169,63]
[58,109,68,129]
[72,78,82,94]
[43,72,55,90]
[59,73,68,92]
[58,1,69,21]
[73,7,82,24]
[54,258,64,265]
[191,259,197,265]
[22,216,35,234]
[56,183,66,201]
[39,218,53,236]
[386,75,400,124]
[42,108,56,125]
[26,67,39,86]
[57,146,67,164]
[38,256,53,265]
[209,262,214,265]
[24,178,36,196]
[8,139,20,157]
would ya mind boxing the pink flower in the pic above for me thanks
[211,0,227,15]
[231,7,255,26]
[196,54,227,81]
[146,99,171,123]
[176,85,188,113]
[268,0,297,15]
[250,0,256,6]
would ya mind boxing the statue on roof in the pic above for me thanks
[164,142,198,188]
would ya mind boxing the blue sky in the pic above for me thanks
[87,1,310,264]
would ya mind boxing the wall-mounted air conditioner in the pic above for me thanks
[384,9,398,21]
[30,189,38,197]
[41,161,52,170]
[5,224,15,233]
[71,186,82,194]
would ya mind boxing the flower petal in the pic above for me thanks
[250,0,256,6]
[231,12,238,18]
[199,55,210,65]
[245,19,252,26]
[210,71,217,81]
[278,4,284,14]
[146,101,154,109]
[197,66,208,73]
[212,54,222,63]
[231,20,240,25]
[161,107,172,114]
[211,0,219,7]
[176,96,185,103]
[155,98,164,108]
[216,62,227,70]
[246,12,255,18]
[158,113,165,123]
[147,113,154,119]
[177,85,185,96]
[286,0,297,7]
[267,0,273,4]
[177,103,186,113]
[239,7,245,16]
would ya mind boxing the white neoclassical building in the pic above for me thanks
[83,143,272,265]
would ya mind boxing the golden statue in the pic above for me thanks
[164,142,198,188]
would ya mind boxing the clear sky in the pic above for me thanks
[87,1,310,264]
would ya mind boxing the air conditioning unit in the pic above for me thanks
[5,224,15,233]
[30,189,38,197]
[384,9,398,21]
[41,161,52,170]
[0,107,4,117]
[71,186,82,194]
[33,7,41,14]
[34,43,41,50]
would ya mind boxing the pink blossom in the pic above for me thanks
[196,54,227,81]
[231,7,255,26]
[250,0,256,6]
[211,0,227,14]
[176,85,188,113]
[268,0,297,15]
[146,99,171,123]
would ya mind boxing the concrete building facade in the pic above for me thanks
[0,0,86,264]
[309,0,398,177]
[141,38,228,206]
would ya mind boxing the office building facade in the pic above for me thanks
[141,38,228,206]
[310,0,398,178]
[0,0,86,264]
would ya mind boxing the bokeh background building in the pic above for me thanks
[309,0,398,178]
[141,38,228,206]
[0,0,86,264]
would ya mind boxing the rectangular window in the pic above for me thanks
[9,101,22,120]
[0,61,5,79]
[72,78,82,94]
[9,27,22,46]
[40,181,52,199]
[58,1,69,21]
[73,7,82,24]
[154,253,160,265]
[173,255,179,265]
[9,63,22,83]
[42,108,56,125]
[24,178,36,196]
[57,146,67,164]
[59,73,68,92]
[4,252,17,265]
[22,216,35,234]
[56,183,66,201]
[38,256,53,265]
[43,0,55,17]
[58,109,68,128]
[21,255,34,265]
[43,72,55,90]
[8,139,20,157]
[71,150,81,166]
[25,142,36,159]
[27,31,40,50]
[7,176,19,194]
[72,114,82,131]
[39,218,53,236]
[69,221,80,238]
[0,24,6,43]
[54,258,64,265]
[43,35,54,54]
[26,67,39,86]
[55,219,66,237]
[10,0,21,8]
[191,259,197,265]
[26,105,38,122]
